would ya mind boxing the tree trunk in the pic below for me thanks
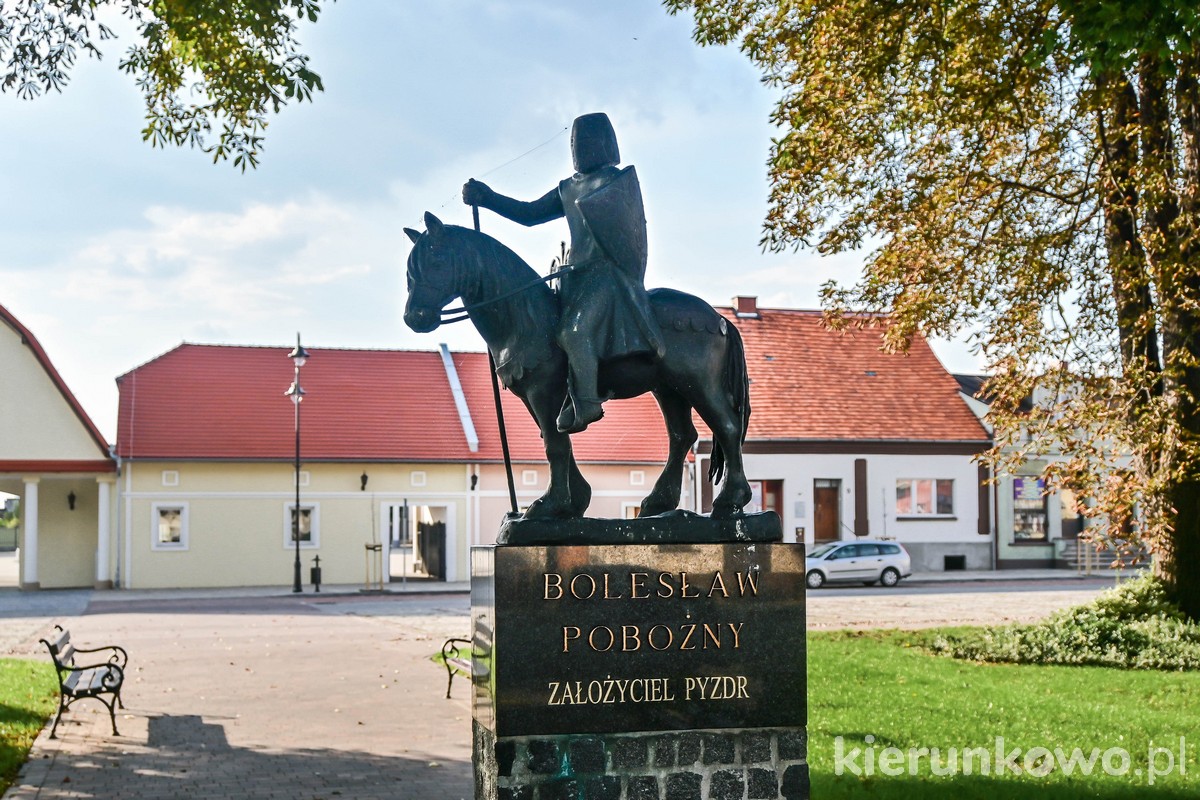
[1097,74,1160,378]
[1158,47,1200,620]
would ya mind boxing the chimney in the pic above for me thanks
[734,296,760,318]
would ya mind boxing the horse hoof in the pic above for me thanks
[638,498,674,517]
[710,503,738,520]
[524,499,575,520]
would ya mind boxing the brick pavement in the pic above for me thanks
[4,592,474,799]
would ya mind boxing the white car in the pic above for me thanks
[805,539,912,589]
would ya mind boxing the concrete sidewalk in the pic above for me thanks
[3,592,474,800]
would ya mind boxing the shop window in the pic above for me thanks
[1013,477,1048,541]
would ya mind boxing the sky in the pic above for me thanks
[1,0,981,443]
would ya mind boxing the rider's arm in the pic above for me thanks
[464,180,564,226]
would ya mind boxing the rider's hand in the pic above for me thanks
[462,179,493,208]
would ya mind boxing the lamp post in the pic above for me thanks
[285,333,309,593]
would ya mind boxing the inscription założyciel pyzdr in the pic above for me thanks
[480,543,807,736]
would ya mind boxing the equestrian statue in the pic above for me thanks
[403,113,753,521]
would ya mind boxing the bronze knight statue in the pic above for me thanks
[462,113,664,434]
[404,113,755,523]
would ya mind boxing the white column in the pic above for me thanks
[96,477,113,588]
[21,477,39,589]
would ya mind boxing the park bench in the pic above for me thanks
[441,618,492,699]
[38,625,127,739]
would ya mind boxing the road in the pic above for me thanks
[0,576,1120,654]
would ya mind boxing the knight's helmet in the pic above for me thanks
[571,113,620,173]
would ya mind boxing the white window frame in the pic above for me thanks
[629,470,646,487]
[522,469,539,486]
[895,478,955,519]
[151,502,189,551]
[294,470,310,487]
[410,470,427,487]
[161,470,180,487]
[283,502,321,549]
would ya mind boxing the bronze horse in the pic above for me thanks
[403,212,752,519]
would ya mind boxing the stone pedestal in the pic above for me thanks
[469,536,808,800]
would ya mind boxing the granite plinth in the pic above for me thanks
[497,510,782,546]
[471,541,806,737]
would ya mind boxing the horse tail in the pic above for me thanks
[709,319,750,486]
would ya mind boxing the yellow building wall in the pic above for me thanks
[124,461,470,588]
[0,324,106,461]
[26,479,96,588]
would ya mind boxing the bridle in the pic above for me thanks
[420,258,597,325]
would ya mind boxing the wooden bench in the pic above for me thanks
[441,618,492,699]
[39,625,127,739]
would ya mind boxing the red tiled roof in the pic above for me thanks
[718,307,989,443]
[0,303,114,467]
[115,344,670,463]
[116,344,472,461]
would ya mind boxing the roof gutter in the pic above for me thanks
[439,343,479,453]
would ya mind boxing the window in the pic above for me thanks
[410,471,427,488]
[879,544,902,556]
[623,503,642,519]
[161,470,179,487]
[629,470,646,487]
[284,503,320,549]
[294,470,310,487]
[522,469,539,486]
[1013,477,1048,542]
[151,503,188,550]
[896,479,954,517]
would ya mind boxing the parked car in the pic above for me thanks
[805,539,912,589]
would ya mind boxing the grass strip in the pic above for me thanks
[809,630,1200,797]
[0,658,57,794]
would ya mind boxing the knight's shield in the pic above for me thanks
[575,166,648,280]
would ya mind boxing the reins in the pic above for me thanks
[436,261,595,325]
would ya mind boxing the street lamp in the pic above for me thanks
[285,333,310,593]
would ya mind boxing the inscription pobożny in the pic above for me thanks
[487,544,806,736]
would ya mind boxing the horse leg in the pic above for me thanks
[690,390,752,519]
[520,382,592,519]
[639,389,696,517]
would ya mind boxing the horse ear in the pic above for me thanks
[423,211,445,236]
[403,227,421,244]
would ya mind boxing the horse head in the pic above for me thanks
[403,211,460,333]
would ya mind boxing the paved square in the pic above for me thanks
[4,592,474,800]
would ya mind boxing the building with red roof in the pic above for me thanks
[113,342,678,589]
[1,303,116,589]
[697,298,994,572]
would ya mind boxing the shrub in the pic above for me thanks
[930,575,1200,670]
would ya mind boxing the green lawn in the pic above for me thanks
[808,630,1200,798]
[0,658,57,795]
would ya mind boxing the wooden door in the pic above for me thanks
[813,481,840,543]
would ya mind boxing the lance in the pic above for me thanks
[473,204,520,516]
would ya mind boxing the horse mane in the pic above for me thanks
[444,225,560,382]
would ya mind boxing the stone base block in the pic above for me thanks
[475,721,809,800]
